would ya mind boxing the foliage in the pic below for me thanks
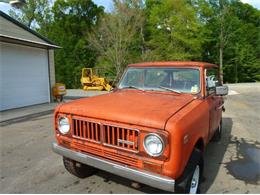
[9,0,52,28]
[87,0,145,81]
[144,0,204,61]
[199,0,260,83]
[9,0,260,86]
[47,0,104,88]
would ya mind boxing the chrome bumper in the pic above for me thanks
[52,142,175,192]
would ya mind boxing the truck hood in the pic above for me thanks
[58,90,194,129]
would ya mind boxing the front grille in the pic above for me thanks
[103,125,139,152]
[72,118,139,152]
[73,141,138,166]
[72,119,101,143]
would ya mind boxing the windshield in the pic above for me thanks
[118,67,200,94]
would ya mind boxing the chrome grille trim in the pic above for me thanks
[71,117,139,152]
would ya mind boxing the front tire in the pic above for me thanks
[63,157,97,178]
[188,165,201,194]
[175,149,203,194]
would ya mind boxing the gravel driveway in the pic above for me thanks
[0,83,259,193]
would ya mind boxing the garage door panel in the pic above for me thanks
[1,95,48,110]
[0,42,50,111]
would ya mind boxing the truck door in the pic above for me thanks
[205,68,222,140]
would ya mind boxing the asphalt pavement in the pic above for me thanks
[0,83,259,193]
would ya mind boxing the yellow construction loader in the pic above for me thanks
[80,68,112,91]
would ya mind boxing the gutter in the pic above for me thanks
[0,34,61,49]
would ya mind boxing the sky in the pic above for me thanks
[0,0,113,14]
[93,0,113,12]
[241,0,260,9]
[0,0,259,14]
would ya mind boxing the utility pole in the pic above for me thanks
[219,0,224,84]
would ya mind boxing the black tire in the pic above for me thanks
[63,157,97,178]
[175,149,204,194]
[212,119,222,142]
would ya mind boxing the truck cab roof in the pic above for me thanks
[128,61,218,68]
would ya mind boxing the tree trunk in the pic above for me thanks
[219,0,224,84]
[235,62,238,83]
[219,45,223,84]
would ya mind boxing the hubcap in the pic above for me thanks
[189,165,200,194]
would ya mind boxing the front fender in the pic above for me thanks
[163,99,209,179]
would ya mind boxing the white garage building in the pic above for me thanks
[0,11,60,111]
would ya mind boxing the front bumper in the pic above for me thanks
[52,142,175,192]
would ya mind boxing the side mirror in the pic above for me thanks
[216,85,228,96]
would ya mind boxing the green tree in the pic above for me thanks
[144,0,204,61]
[200,0,260,83]
[47,0,104,88]
[88,0,145,80]
[8,0,260,86]
[9,0,52,29]
[223,1,260,82]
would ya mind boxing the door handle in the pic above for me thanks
[216,103,224,110]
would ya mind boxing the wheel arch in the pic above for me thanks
[194,137,205,152]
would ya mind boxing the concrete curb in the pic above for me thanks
[0,109,54,126]
[64,96,85,100]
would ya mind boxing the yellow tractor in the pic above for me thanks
[80,68,112,91]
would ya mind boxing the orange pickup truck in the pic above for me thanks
[52,61,228,193]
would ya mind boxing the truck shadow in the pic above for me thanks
[94,117,233,194]
[200,117,233,193]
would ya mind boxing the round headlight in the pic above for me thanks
[143,133,164,157]
[58,117,70,134]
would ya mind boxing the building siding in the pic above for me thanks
[48,49,56,100]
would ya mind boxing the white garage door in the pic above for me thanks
[0,42,50,111]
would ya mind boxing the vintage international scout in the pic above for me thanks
[52,61,228,193]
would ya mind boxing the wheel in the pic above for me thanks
[175,149,203,194]
[189,165,200,194]
[212,119,222,142]
[63,157,97,178]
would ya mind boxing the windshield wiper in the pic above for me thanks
[120,86,143,91]
[159,86,181,94]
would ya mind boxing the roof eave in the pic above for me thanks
[0,10,60,48]
[0,34,62,49]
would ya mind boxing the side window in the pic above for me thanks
[206,68,220,95]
